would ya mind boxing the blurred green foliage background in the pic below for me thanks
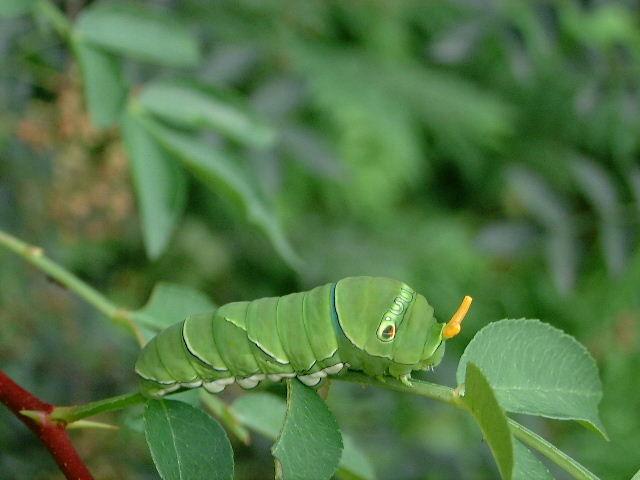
[1,1,639,479]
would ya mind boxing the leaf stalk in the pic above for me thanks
[0,229,144,345]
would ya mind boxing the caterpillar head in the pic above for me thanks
[334,277,472,378]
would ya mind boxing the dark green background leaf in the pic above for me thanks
[133,113,302,270]
[139,82,276,149]
[72,40,126,128]
[132,282,216,334]
[75,2,200,67]
[121,112,187,260]
[0,0,35,17]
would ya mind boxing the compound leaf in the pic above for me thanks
[73,40,126,128]
[139,81,276,149]
[121,112,186,260]
[133,113,302,270]
[75,2,200,67]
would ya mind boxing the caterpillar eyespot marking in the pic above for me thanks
[135,277,472,397]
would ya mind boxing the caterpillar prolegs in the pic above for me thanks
[135,276,472,397]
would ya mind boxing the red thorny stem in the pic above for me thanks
[0,370,93,480]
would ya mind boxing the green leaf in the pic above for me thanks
[337,435,377,480]
[571,157,626,275]
[630,167,640,218]
[139,81,276,149]
[121,112,187,260]
[74,2,200,67]
[272,380,343,480]
[73,40,127,128]
[457,319,607,438]
[231,393,285,439]
[0,0,35,17]
[513,441,554,480]
[144,399,233,480]
[231,393,375,480]
[463,363,514,480]
[132,282,216,333]
[133,113,302,270]
[506,166,577,293]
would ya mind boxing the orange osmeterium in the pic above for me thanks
[442,296,473,339]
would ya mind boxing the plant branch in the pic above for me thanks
[0,371,93,480]
[199,392,251,445]
[33,0,72,40]
[338,371,459,405]
[336,373,600,480]
[50,392,146,424]
[0,229,144,346]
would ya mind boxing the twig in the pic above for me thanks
[33,0,72,40]
[0,371,93,480]
[200,392,251,445]
[0,230,144,346]
[335,372,601,480]
[50,392,146,424]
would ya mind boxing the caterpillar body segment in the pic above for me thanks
[135,276,472,397]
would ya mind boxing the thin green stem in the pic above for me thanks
[49,389,251,448]
[33,0,72,40]
[50,392,146,424]
[337,371,459,405]
[336,373,599,480]
[0,230,144,345]
[199,393,251,445]
[509,419,600,480]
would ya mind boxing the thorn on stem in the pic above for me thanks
[27,246,44,258]
[20,409,48,425]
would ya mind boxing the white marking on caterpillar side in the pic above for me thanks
[267,374,282,382]
[313,370,328,378]
[135,368,175,384]
[182,322,228,371]
[250,339,290,365]
[297,374,322,386]
[238,376,261,389]
[157,384,181,396]
[323,363,344,375]
[317,348,338,363]
[217,377,236,386]
[203,380,228,393]
[180,380,203,388]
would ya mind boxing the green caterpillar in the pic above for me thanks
[135,276,472,397]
